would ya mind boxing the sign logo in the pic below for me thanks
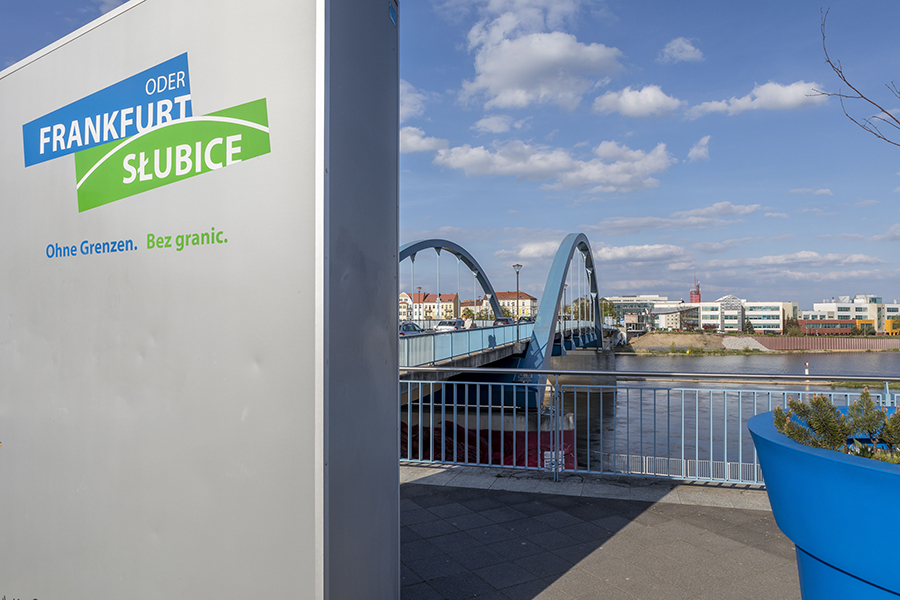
[23,53,270,212]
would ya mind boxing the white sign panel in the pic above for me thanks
[0,0,398,597]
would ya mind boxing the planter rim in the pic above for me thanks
[747,411,900,474]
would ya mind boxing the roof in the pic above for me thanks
[400,292,458,303]
[494,291,537,301]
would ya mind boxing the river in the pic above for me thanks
[615,351,900,378]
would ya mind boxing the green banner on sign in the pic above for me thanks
[74,98,270,212]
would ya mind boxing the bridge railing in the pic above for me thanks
[399,367,900,485]
[400,321,599,367]
[400,323,537,367]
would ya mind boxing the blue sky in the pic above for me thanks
[5,1,900,308]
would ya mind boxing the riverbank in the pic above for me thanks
[622,332,900,355]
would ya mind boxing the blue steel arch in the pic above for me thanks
[520,233,602,377]
[399,239,503,319]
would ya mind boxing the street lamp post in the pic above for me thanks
[513,263,522,340]
[416,285,422,325]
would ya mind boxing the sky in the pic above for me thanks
[4,1,900,309]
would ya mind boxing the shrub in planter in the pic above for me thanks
[748,390,900,599]
[773,389,900,464]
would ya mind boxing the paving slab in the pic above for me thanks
[401,464,799,600]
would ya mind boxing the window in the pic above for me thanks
[838,307,850,312]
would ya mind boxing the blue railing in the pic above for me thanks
[399,368,900,485]
[399,321,598,367]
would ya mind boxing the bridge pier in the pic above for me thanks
[549,347,616,386]
[548,348,617,469]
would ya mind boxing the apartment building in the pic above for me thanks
[399,292,459,321]
[803,294,900,333]
[494,291,538,318]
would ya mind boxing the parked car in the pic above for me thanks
[517,316,534,324]
[493,317,515,326]
[435,318,466,332]
[398,322,425,337]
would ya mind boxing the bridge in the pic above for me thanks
[399,234,613,387]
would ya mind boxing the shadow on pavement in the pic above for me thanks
[400,474,800,600]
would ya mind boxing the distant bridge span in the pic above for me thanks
[520,233,603,380]
[399,239,503,319]
[399,233,603,384]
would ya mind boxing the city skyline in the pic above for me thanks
[5,1,900,308]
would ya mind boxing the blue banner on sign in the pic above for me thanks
[22,53,192,167]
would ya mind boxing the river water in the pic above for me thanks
[568,351,900,478]
[615,351,900,378]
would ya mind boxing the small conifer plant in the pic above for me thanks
[773,388,900,465]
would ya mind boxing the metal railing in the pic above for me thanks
[399,367,900,485]
[399,321,598,367]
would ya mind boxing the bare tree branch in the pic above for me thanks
[810,8,900,147]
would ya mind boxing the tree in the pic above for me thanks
[743,318,755,334]
[461,308,475,319]
[475,308,493,321]
[814,9,900,147]
[783,318,803,337]
[597,297,616,320]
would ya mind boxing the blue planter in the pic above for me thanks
[748,412,900,599]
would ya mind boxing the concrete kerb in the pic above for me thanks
[400,463,771,511]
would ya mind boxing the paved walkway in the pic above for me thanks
[400,465,800,599]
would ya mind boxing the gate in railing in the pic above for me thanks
[399,368,899,485]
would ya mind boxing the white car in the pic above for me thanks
[399,322,425,337]
[434,318,465,332]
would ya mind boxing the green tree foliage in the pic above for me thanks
[774,389,900,463]
[743,318,755,334]
[783,318,803,337]
[475,308,493,320]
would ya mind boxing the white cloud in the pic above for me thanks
[592,85,684,117]
[549,141,675,193]
[400,127,449,153]
[672,201,759,218]
[606,279,683,291]
[872,223,900,241]
[471,114,530,133]
[705,251,884,269]
[496,240,561,260]
[586,202,758,234]
[687,81,826,119]
[790,188,833,196]
[765,212,789,218]
[461,25,623,110]
[593,243,690,263]
[472,115,514,133]
[692,237,758,253]
[400,80,428,123]
[434,139,674,193]
[658,37,704,63]
[779,269,888,282]
[687,135,710,162]
[435,0,590,33]
[434,139,574,179]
